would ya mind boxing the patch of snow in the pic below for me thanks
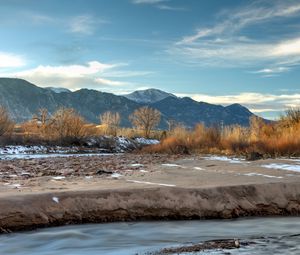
[52,176,66,180]
[243,173,283,179]
[194,167,204,170]
[20,171,31,176]
[262,163,300,173]
[127,180,176,187]
[9,174,18,178]
[111,173,122,178]
[161,163,182,167]
[130,163,144,167]
[11,184,21,188]
[134,137,160,145]
[140,170,148,173]
[85,176,93,179]
[204,156,245,164]
[52,197,59,203]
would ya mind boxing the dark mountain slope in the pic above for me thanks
[0,78,261,128]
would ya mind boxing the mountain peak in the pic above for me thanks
[124,88,176,104]
[45,87,71,93]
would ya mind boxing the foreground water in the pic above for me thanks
[0,217,299,255]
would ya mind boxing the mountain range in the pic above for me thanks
[0,78,259,128]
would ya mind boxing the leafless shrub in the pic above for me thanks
[99,111,121,136]
[0,106,14,137]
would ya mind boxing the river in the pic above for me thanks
[0,217,299,254]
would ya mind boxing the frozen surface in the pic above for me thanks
[243,173,283,179]
[204,156,245,164]
[262,163,300,173]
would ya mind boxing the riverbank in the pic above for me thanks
[0,155,300,232]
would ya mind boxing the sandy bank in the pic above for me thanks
[0,182,300,233]
[1,154,300,233]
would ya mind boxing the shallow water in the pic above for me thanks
[0,217,299,254]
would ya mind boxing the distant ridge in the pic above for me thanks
[0,78,263,127]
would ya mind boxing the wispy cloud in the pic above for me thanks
[11,11,108,35]
[156,4,186,11]
[0,52,25,68]
[132,0,168,4]
[170,1,300,72]
[252,66,290,75]
[0,60,151,91]
[68,15,107,35]
[178,1,300,45]
[95,78,131,86]
[131,0,185,11]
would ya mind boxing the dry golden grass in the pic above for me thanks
[144,109,300,157]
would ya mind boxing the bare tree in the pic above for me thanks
[50,108,87,144]
[129,106,161,138]
[32,108,50,126]
[285,108,300,125]
[100,111,121,136]
[0,106,14,137]
[249,115,264,142]
[166,119,177,132]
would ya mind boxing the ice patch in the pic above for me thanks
[204,156,244,164]
[244,173,283,179]
[127,180,175,187]
[140,170,148,173]
[85,176,93,179]
[52,197,59,203]
[52,176,66,180]
[262,163,300,173]
[111,173,122,178]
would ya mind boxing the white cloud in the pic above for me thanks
[14,61,116,78]
[156,5,186,11]
[132,0,184,11]
[271,38,300,57]
[171,1,300,70]
[0,60,152,91]
[0,52,25,68]
[132,0,168,4]
[68,15,105,35]
[252,66,290,74]
[95,78,131,86]
[179,1,300,45]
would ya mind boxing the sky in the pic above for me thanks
[1,0,300,119]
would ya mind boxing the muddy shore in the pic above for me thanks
[0,154,300,233]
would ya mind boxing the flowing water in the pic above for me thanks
[0,217,299,254]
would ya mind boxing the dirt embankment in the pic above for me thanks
[0,182,299,233]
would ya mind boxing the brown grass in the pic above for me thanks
[144,110,300,157]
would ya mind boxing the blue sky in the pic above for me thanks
[1,0,300,119]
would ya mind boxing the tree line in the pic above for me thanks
[0,105,162,144]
